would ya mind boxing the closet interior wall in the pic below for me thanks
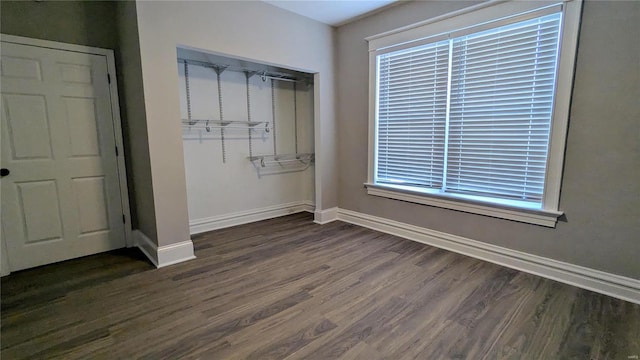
[178,59,315,232]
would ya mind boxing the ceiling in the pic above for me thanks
[262,0,399,27]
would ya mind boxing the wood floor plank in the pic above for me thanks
[245,317,338,360]
[483,278,576,359]
[2,212,638,359]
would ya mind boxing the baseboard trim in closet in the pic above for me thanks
[189,201,315,235]
[336,208,640,305]
[134,230,196,268]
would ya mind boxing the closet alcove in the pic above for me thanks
[177,48,316,234]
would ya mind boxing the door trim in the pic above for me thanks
[0,34,133,275]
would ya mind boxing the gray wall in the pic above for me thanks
[1,0,157,242]
[336,0,640,279]
[1,1,118,49]
[115,1,157,242]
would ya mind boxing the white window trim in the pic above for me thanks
[365,183,563,227]
[365,0,583,227]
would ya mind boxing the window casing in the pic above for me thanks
[366,0,583,227]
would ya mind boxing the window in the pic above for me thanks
[366,0,583,227]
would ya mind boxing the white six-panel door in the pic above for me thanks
[1,41,125,271]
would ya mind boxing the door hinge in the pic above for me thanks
[115,146,119,156]
[107,73,111,84]
[122,214,126,223]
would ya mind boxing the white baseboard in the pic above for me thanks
[134,230,157,267]
[336,208,640,305]
[314,207,338,225]
[133,230,195,268]
[190,201,315,235]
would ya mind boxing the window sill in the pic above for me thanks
[364,183,563,227]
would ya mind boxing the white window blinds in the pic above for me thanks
[374,11,563,205]
[376,40,450,187]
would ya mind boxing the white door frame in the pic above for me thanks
[0,34,133,275]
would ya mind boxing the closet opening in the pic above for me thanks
[176,47,316,234]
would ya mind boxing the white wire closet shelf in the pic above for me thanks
[178,58,313,85]
[181,119,270,131]
[248,153,315,167]
[179,54,314,167]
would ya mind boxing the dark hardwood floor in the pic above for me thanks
[2,213,639,359]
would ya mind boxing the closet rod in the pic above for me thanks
[249,157,314,168]
[262,158,310,165]
[181,119,266,126]
[264,76,304,83]
[183,125,266,131]
[182,119,269,131]
[248,153,314,164]
[177,58,310,83]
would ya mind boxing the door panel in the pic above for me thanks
[1,41,125,271]
[64,97,101,156]
[73,176,110,234]
[3,94,53,159]
[16,180,64,243]
[59,63,93,85]
[0,54,43,81]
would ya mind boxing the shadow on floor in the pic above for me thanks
[1,247,155,312]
